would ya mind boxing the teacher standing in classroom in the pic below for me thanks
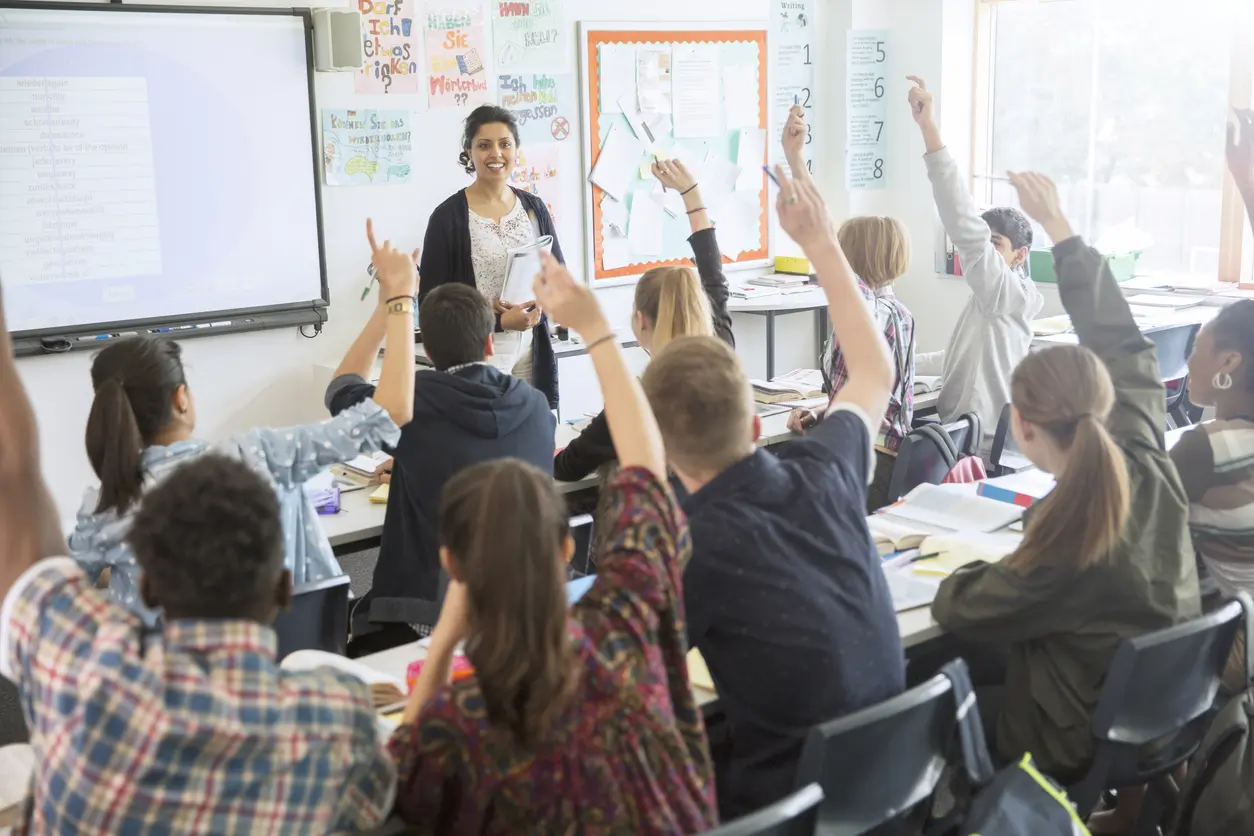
[418,105,565,409]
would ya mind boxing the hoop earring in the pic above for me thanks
[1214,371,1234,391]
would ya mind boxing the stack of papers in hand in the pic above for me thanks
[751,369,825,403]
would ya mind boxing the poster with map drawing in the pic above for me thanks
[322,109,413,186]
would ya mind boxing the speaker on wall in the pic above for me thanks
[312,9,364,72]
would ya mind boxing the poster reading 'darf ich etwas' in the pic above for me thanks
[356,0,423,97]
[426,1,492,108]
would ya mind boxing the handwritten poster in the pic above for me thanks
[770,0,815,174]
[509,142,564,227]
[426,2,491,108]
[356,0,423,96]
[846,30,888,190]
[498,72,576,146]
[492,0,566,73]
[322,110,414,186]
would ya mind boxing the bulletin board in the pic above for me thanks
[578,22,771,285]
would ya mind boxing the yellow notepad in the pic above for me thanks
[687,648,714,691]
[369,484,389,504]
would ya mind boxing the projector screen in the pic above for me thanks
[0,4,326,340]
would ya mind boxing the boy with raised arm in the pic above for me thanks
[908,77,1043,440]
[641,166,905,817]
[0,242,420,831]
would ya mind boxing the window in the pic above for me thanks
[972,0,1254,283]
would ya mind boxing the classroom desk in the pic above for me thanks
[1031,304,1220,348]
[728,287,829,380]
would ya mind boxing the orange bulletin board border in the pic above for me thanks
[580,24,770,284]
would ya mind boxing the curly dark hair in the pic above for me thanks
[128,454,284,621]
[458,105,520,175]
[982,206,1034,252]
[1211,299,1254,391]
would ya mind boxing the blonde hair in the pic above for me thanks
[634,267,713,353]
[1007,345,1130,573]
[837,216,910,289]
[641,336,752,475]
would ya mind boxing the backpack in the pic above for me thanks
[930,660,1091,836]
[1172,595,1254,836]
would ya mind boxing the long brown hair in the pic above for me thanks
[1008,345,1130,572]
[440,459,577,745]
[85,337,187,515]
[634,266,713,353]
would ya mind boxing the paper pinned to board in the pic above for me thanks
[627,193,664,257]
[734,128,767,191]
[672,43,722,137]
[650,179,686,219]
[723,63,759,129]
[636,46,673,114]
[600,44,637,113]
[589,122,644,202]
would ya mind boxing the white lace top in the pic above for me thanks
[468,196,534,302]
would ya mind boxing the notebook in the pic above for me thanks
[369,484,389,504]
[885,483,1024,533]
[912,375,943,395]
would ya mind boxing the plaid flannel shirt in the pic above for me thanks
[822,279,915,452]
[0,559,395,834]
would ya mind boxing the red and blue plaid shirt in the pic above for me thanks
[823,279,915,452]
[1,559,395,834]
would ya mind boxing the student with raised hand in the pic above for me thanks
[932,172,1199,785]
[784,105,916,511]
[907,77,1043,443]
[642,166,904,818]
[386,252,718,835]
[553,157,734,484]
[68,221,417,626]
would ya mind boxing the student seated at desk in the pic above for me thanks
[931,172,1199,786]
[553,158,735,484]
[327,275,555,656]
[642,168,905,818]
[907,77,1043,441]
[386,252,717,835]
[0,305,394,830]
[68,223,417,626]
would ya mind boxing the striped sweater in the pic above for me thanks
[1171,417,1254,596]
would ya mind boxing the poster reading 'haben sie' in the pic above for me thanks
[356,0,423,97]
[426,2,492,109]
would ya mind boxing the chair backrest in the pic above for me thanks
[886,416,979,503]
[273,574,351,661]
[794,675,955,835]
[569,514,595,577]
[1148,323,1200,384]
[702,784,824,836]
[1092,599,1243,747]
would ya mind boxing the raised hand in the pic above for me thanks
[532,252,609,343]
[1007,171,1074,244]
[782,105,807,163]
[366,218,418,301]
[652,158,697,194]
[1228,108,1254,198]
[906,76,935,128]
[774,164,836,252]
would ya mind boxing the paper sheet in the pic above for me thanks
[711,193,761,259]
[589,122,643,202]
[672,44,721,137]
[600,44,637,113]
[627,193,664,258]
[723,64,760,130]
[636,46,673,114]
[734,128,766,191]
[601,196,633,270]
[649,179,686,219]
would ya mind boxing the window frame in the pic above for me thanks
[970,0,1254,286]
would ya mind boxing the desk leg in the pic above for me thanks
[765,312,776,380]
[815,307,828,366]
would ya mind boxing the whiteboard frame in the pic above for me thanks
[577,20,773,288]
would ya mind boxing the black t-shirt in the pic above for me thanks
[682,406,906,817]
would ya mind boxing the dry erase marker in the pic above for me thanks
[75,333,112,342]
[762,165,781,188]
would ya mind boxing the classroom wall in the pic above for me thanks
[17,0,1030,522]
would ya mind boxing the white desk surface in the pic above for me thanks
[1032,304,1220,348]
[727,286,827,313]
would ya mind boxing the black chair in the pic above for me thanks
[793,675,956,835]
[1148,323,1200,429]
[702,784,824,836]
[885,413,982,503]
[273,574,351,661]
[1067,596,1247,834]
[986,403,1034,477]
[569,513,595,577]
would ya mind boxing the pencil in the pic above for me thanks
[762,165,781,188]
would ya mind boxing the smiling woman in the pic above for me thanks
[418,105,566,409]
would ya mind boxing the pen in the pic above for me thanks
[909,552,942,563]
[794,94,799,106]
[762,165,781,188]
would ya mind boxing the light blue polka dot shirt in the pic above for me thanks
[67,399,400,626]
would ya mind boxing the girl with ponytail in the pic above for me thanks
[553,158,734,483]
[931,173,1199,784]
[70,222,421,625]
